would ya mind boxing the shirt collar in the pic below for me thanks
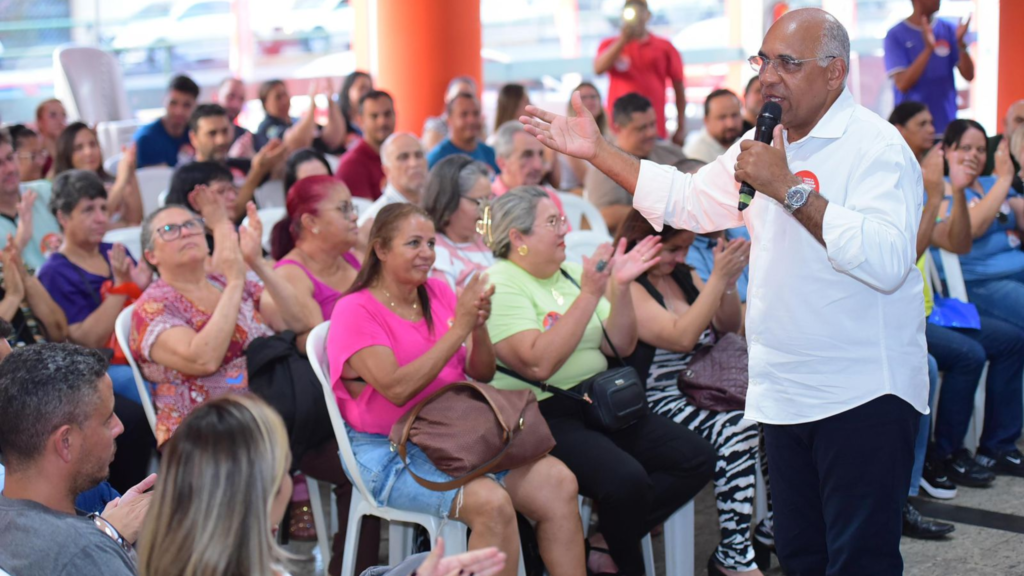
[796,88,856,142]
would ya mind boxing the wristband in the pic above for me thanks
[105,281,142,300]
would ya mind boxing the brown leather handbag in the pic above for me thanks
[677,332,750,412]
[388,381,556,491]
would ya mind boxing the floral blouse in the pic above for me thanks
[129,275,273,444]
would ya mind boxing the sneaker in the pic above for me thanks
[902,502,955,539]
[976,448,1024,478]
[946,449,996,487]
[920,458,958,499]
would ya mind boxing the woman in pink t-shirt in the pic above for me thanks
[327,203,585,576]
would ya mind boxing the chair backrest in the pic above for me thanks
[564,230,611,266]
[306,321,379,508]
[560,192,610,237]
[114,305,157,434]
[102,152,123,177]
[241,207,288,253]
[938,249,969,302]
[96,119,145,162]
[324,153,341,174]
[136,166,175,217]
[102,226,143,263]
[53,45,131,125]
[254,180,287,208]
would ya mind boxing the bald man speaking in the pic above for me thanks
[523,9,926,575]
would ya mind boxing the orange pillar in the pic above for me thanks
[353,0,483,136]
[997,0,1024,129]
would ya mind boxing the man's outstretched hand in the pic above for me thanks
[519,91,603,161]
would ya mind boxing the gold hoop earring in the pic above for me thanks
[518,245,529,256]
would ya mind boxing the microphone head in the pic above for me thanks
[759,101,783,122]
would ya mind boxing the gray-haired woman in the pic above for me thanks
[482,187,716,576]
[423,154,495,291]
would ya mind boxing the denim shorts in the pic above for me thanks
[346,425,508,519]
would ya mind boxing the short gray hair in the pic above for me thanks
[422,155,490,232]
[0,343,108,470]
[818,12,850,84]
[487,186,549,259]
[493,121,525,159]
[140,204,199,265]
[380,132,422,167]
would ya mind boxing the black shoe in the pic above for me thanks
[976,448,1024,478]
[920,458,958,499]
[902,502,955,539]
[946,449,996,487]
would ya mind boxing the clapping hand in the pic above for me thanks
[609,236,662,287]
[189,184,228,227]
[238,202,263,267]
[947,148,980,191]
[520,91,603,160]
[994,139,1014,180]
[710,238,750,286]
[1,239,25,303]
[415,537,506,576]
[13,190,36,252]
[921,144,946,202]
[455,273,494,333]
[101,473,156,544]
[956,14,972,46]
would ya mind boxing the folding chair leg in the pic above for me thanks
[664,501,695,576]
[306,477,332,575]
[340,492,365,576]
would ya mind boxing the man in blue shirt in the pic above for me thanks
[133,75,199,168]
[884,0,973,135]
[426,93,499,174]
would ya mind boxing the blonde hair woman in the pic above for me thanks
[138,394,295,576]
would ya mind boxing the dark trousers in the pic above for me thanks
[927,319,1024,458]
[763,395,919,576]
[539,392,715,576]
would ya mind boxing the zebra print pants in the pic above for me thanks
[647,383,774,571]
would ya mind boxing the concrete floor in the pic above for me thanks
[286,472,1024,576]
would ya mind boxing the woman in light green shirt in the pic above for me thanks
[483,186,715,576]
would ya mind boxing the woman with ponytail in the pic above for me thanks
[269,174,364,347]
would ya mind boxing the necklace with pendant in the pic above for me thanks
[382,287,420,320]
[551,287,564,306]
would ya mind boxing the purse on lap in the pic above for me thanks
[388,381,556,491]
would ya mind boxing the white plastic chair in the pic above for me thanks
[136,166,175,217]
[53,44,131,125]
[103,226,143,263]
[324,153,341,174]
[559,192,610,237]
[241,207,287,254]
[564,230,613,266]
[114,305,157,434]
[254,180,287,209]
[306,322,470,576]
[103,152,123,177]
[579,496,694,576]
[96,119,146,163]
[926,251,986,452]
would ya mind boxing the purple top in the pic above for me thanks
[273,252,362,320]
[884,18,961,134]
[38,243,135,324]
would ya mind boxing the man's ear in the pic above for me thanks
[52,425,75,464]
[826,58,848,92]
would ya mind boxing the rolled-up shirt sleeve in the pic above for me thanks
[633,144,745,233]
[821,142,921,293]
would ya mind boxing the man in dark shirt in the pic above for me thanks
[0,344,153,575]
[336,90,396,200]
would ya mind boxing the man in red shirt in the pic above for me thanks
[595,0,685,145]
[336,90,396,200]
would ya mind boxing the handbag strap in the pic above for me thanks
[495,365,592,404]
[558,268,626,367]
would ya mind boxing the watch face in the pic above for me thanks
[786,187,807,207]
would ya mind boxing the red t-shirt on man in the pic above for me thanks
[597,33,683,139]
[336,138,385,200]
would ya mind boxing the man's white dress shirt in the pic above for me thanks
[633,88,928,425]
[357,184,410,227]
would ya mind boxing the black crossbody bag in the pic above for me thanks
[496,269,648,432]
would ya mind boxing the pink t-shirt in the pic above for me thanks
[327,278,467,435]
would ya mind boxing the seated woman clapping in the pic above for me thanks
[617,210,773,576]
[326,203,585,576]
[482,186,715,576]
[129,203,312,444]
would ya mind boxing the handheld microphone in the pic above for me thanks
[737,101,783,211]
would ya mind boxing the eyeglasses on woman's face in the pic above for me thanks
[156,217,205,242]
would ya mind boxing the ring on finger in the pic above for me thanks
[596,259,608,272]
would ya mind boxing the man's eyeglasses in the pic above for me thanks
[748,54,836,76]
[156,218,205,241]
[16,151,49,163]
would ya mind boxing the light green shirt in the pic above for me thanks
[0,180,62,271]
[486,260,611,401]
